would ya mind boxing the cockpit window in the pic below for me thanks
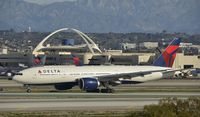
[15,73,23,75]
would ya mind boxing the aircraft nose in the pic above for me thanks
[12,73,23,82]
[13,75,19,81]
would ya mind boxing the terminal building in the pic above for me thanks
[1,52,199,69]
[139,42,159,49]
[121,43,136,51]
[0,28,199,70]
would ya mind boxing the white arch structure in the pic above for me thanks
[33,28,102,55]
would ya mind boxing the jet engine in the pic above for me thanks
[79,78,100,91]
[174,70,192,78]
[54,82,77,90]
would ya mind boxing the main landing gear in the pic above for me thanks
[24,84,31,93]
[86,87,115,93]
[100,82,115,93]
[100,87,115,93]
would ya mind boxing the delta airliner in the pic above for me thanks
[13,38,181,93]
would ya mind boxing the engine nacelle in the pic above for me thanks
[54,82,77,90]
[79,78,100,91]
[174,71,188,78]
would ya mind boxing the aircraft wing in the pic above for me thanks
[96,69,174,82]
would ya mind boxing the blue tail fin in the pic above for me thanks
[153,38,181,67]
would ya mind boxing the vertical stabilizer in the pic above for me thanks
[153,38,181,67]
[32,55,46,66]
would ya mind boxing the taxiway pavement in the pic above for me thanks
[0,92,200,112]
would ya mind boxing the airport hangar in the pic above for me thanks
[0,28,199,70]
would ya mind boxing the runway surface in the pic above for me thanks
[1,79,200,112]
[0,92,200,112]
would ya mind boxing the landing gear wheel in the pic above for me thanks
[86,89,100,93]
[100,88,115,93]
[107,88,115,93]
[24,85,31,93]
[108,88,115,93]
[101,82,115,93]
[27,89,31,93]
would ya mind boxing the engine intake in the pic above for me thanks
[79,78,100,91]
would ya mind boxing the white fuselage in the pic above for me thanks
[13,65,171,85]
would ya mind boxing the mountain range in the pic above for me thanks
[0,0,200,33]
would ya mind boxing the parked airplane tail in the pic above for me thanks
[72,54,83,66]
[32,54,46,66]
[153,38,181,67]
[66,54,83,66]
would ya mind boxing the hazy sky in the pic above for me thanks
[23,0,76,5]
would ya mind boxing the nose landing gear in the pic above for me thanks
[24,84,31,93]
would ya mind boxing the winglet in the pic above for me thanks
[153,38,181,67]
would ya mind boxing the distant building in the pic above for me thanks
[28,26,32,32]
[180,43,199,55]
[121,43,136,50]
[180,43,193,48]
[193,45,200,54]
[173,53,200,69]
[105,50,123,54]
[0,46,8,54]
[140,42,158,49]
